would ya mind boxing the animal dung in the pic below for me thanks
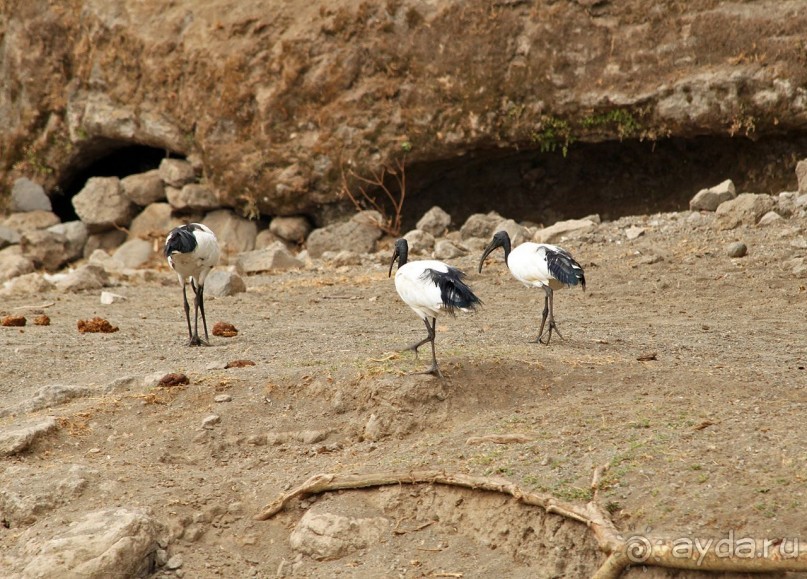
[1,315,26,327]
[212,321,238,337]
[225,359,256,369]
[33,314,51,326]
[77,317,119,333]
[159,373,190,387]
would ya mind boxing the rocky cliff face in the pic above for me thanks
[2,0,807,223]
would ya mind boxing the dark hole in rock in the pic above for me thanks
[51,142,184,222]
[391,134,805,230]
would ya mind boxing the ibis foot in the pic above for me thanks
[187,335,210,347]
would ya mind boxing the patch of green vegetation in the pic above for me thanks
[581,108,641,140]
[529,115,574,157]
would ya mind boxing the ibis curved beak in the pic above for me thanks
[388,248,399,278]
[478,241,497,273]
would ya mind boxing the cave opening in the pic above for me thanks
[51,142,184,223]
[395,133,806,231]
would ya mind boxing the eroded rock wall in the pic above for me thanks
[2,0,806,217]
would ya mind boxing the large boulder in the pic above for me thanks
[714,193,776,229]
[10,177,52,212]
[306,211,384,258]
[72,177,137,233]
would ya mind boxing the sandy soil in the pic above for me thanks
[0,208,806,578]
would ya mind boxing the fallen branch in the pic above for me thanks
[256,468,807,577]
[465,434,535,445]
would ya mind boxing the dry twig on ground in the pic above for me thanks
[339,155,407,237]
[256,467,807,578]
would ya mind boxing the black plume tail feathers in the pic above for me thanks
[421,267,482,314]
[546,249,586,290]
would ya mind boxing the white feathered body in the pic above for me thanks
[165,224,220,286]
[507,242,584,292]
[395,260,479,320]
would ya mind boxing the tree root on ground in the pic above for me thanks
[255,466,807,578]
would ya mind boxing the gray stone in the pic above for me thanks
[15,384,95,415]
[757,210,783,226]
[2,210,60,233]
[416,206,452,237]
[689,179,736,211]
[20,229,71,271]
[460,212,501,240]
[402,229,435,254]
[47,220,89,262]
[121,169,165,205]
[128,203,175,239]
[203,209,257,255]
[72,177,136,232]
[797,159,807,194]
[112,238,154,269]
[0,272,55,296]
[236,242,304,273]
[54,264,109,292]
[159,158,196,188]
[166,183,220,212]
[83,229,128,258]
[0,417,57,456]
[11,177,52,212]
[433,239,467,260]
[0,246,35,282]
[306,211,383,258]
[290,509,389,561]
[255,228,284,249]
[0,224,22,248]
[205,270,247,297]
[715,193,775,230]
[727,242,748,258]
[533,218,596,243]
[269,216,312,243]
[15,508,164,578]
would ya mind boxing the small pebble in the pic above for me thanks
[214,394,232,403]
[727,241,747,258]
[166,555,184,570]
[202,414,221,429]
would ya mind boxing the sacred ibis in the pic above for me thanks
[479,231,585,345]
[164,223,221,346]
[389,238,481,377]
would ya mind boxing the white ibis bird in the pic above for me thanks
[164,223,221,346]
[389,238,481,377]
[479,231,585,345]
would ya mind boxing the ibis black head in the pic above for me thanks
[389,238,409,277]
[478,231,512,273]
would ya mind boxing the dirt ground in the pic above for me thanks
[0,207,806,578]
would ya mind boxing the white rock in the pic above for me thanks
[0,245,35,282]
[54,264,109,292]
[202,415,221,429]
[715,193,775,230]
[100,291,127,305]
[47,220,88,262]
[83,229,128,258]
[460,212,502,240]
[2,210,60,233]
[128,203,175,239]
[306,211,383,258]
[433,239,467,260]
